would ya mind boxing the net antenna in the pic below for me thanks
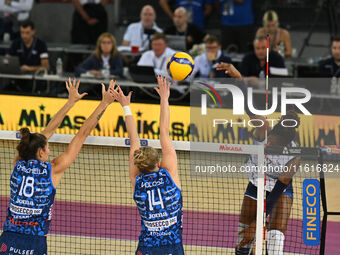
[254,34,270,255]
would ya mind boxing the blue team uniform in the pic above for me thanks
[134,168,183,255]
[0,159,56,255]
[219,0,254,26]
[172,0,212,29]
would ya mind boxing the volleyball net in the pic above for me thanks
[0,131,334,254]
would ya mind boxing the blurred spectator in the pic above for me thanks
[193,35,232,78]
[0,0,34,40]
[218,0,254,53]
[122,5,162,51]
[240,35,285,86]
[164,7,208,50]
[137,33,175,78]
[8,20,49,72]
[318,35,340,77]
[71,0,108,44]
[256,10,292,58]
[159,0,213,29]
[75,32,123,77]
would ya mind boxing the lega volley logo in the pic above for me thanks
[0,243,7,252]
[198,82,223,115]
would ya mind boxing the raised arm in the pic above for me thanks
[216,62,267,141]
[41,78,87,140]
[51,80,116,188]
[159,0,174,19]
[154,76,180,188]
[111,85,140,186]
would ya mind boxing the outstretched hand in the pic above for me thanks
[154,75,171,99]
[111,84,133,107]
[101,79,116,106]
[65,77,88,103]
[216,62,242,79]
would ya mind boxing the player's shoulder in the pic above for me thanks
[141,49,154,58]
[280,28,290,37]
[126,22,142,33]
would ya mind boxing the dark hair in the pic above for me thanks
[204,35,220,45]
[20,20,35,30]
[151,33,167,43]
[269,110,300,146]
[332,35,340,43]
[17,128,47,161]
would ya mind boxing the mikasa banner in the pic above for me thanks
[0,95,338,147]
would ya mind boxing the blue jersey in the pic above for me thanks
[219,0,254,26]
[134,168,183,247]
[3,159,56,236]
[173,0,212,29]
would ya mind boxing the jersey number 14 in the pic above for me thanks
[147,188,164,211]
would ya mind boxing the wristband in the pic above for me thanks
[123,105,132,116]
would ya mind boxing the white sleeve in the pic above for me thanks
[123,25,133,42]
[9,0,33,12]
[137,52,153,66]
[190,55,201,80]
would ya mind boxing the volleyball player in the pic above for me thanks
[0,78,116,255]
[216,63,301,255]
[112,76,183,255]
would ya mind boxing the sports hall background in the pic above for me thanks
[1,0,340,254]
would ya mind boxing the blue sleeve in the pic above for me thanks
[75,55,97,76]
[110,55,124,76]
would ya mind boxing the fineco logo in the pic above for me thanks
[0,243,7,252]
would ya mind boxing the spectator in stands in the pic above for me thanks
[71,0,108,44]
[193,35,232,78]
[75,32,123,77]
[218,0,254,53]
[137,33,175,78]
[8,20,49,72]
[256,10,292,58]
[122,5,162,51]
[240,35,285,86]
[159,0,213,29]
[318,35,340,77]
[164,7,208,50]
[0,0,34,40]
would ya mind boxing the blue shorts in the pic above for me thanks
[0,231,47,255]
[136,243,184,255]
[245,181,294,200]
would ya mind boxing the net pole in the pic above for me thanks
[256,34,270,255]
[255,145,265,255]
